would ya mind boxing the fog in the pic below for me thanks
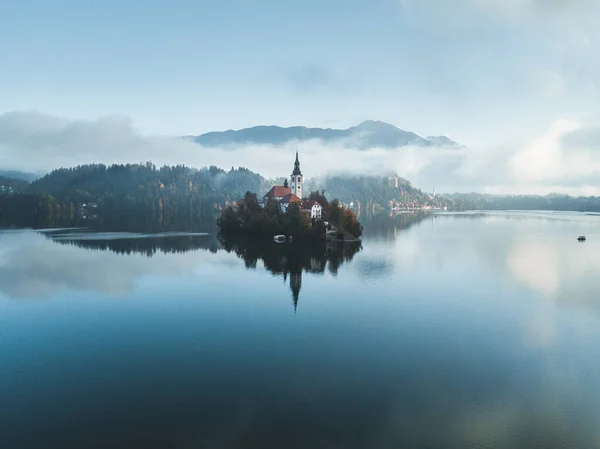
[2,111,600,195]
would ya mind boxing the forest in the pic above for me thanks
[0,163,272,231]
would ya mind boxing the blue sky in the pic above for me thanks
[2,0,600,193]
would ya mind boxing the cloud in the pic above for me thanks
[3,110,600,195]
[534,69,566,99]
[508,119,600,188]
[0,110,467,186]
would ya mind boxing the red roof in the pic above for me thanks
[264,186,291,198]
[280,193,302,204]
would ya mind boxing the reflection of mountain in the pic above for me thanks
[220,236,362,311]
[45,229,220,257]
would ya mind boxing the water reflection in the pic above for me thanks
[0,228,361,303]
[359,211,429,240]
[219,236,362,311]
[0,230,231,300]
[3,213,600,448]
[45,228,220,256]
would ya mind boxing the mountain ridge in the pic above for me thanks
[187,120,461,150]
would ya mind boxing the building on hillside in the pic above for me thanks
[310,202,322,219]
[303,199,323,219]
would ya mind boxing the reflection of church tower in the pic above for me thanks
[291,150,303,199]
[289,271,302,312]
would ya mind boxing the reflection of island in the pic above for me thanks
[220,236,362,311]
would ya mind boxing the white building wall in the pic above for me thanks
[291,175,303,199]
[311,204,322,219]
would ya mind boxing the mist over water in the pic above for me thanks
[2,212,600,448]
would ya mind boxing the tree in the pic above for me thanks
[307,190,330,215]
[264,197,282,218]
[329,199,342,224]
[216,206,240,232]
[283,202,311,236]
[340,209,363,238]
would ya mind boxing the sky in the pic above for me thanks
[2,0,600,193]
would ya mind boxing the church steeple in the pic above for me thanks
[290,150,303,199]
[292,150,302,176]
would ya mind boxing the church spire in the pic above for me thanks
[290,149,303,199]
[292,150,302,176]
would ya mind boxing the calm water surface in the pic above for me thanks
[2,212,600,449]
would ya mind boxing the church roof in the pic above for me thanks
[264,186,291,198]
[280,193,302,204]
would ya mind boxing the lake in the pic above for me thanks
[2,211,600,449]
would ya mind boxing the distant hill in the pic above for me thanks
[0,176,30,193]
[187,120,462,149]
[0,170,39,182]
[307,173,448,214]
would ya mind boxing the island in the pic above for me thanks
[217,151,362,242]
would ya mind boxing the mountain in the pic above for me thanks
[426,135,463,148]
[188,120,460,149]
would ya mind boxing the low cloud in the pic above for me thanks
[2,111,600,195]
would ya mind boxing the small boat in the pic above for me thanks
[273,235,286,243]
[578,236,586,242]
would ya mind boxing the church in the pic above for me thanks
[263,151,315,214]
[262,151,323,218]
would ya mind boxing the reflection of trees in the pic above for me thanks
[219,236,362,311]
[45,231,220,257]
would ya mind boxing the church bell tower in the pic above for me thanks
[291,150,303,199]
